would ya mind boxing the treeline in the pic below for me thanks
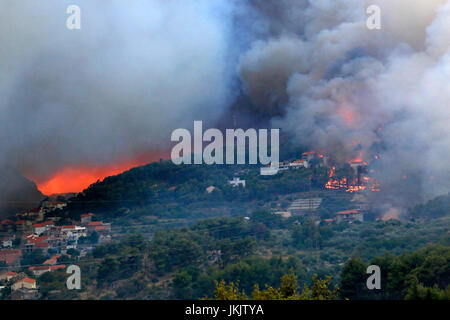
[408,193,450,219]
[340,245,450,300]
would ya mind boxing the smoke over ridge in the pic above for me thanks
[0,0,449,206]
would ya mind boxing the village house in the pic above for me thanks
[0,249,22,266]
[87,221,107,232]
[43,255,60,265]
[80,213,95,224]
[205,186,216,194]
[12,277,37,290]
[40,200,67,213]
[1,235,14,248]
[228,177,246,188]
[335,209,364,223]
[61,225,87,240]
[0,271,18,282]
[273,211,292,219]
[29,264,65,277]
[289,159,309,169]
[15,220,32,233]
[16,208,43,222]
[0,220,14,232]
[321,218,336,225]
[33,221,55,235]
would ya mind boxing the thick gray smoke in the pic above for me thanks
[0,0,235,181]
[237,0,450,206]
[0,0,448,208]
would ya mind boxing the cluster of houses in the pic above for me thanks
[0,271,39,299]
[0,201,113,299]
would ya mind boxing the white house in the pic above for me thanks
[33,221,54,235]
[228,177,246,188]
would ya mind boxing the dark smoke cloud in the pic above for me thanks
[237,0,450,206]
[0,0,449,209]
[0,0,235,180]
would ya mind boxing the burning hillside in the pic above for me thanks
[0,1,448,207]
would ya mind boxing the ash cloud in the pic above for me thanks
[0,0,449,208]
[0,0,236,181]
[236,0,450,206]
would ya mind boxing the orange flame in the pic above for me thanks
[28,152,169,195]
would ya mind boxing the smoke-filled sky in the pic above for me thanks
[0,0,449,205]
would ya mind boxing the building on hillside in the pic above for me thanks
[29,264,65,277]
[87,221,111,233]
[33,221,54,235]
[28,266,51,277]
[289,160,309,169]
[15,220,32,233]
[12,278,36,291]
[24,234,50,253]
[205,186,216,194]
[228,177,246,188]
[288,198,322,216]
[335,209,364,223]
[0,220,14,232]
[273,211,292,219]
[61,225,87,240]
[0,249,22,266]
[1,235,14,248]
[43,255,60,265]
[41,200,67,213]
[80,213,95,224]
[321,218,336,225]
[0,271,18,282]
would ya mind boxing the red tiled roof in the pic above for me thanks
[88,221,103,226]
[50,265,66,271]
[61,225,76,229]
[16,278,36,284]
[81,213,94,218]
[34,221,55,228]
[15,220,26,225]
[94,226,106,230]
[1,220,13,225]
[6,271,17,276]
[27,235,49,244]
[29,266,49,271]
[336,209,360,215]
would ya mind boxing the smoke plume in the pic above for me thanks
[237,0,450,206]
[0,0,235,181]
[0,0,449,208]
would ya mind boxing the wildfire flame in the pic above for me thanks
[325,162,380,193]
[27,151,168,195]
